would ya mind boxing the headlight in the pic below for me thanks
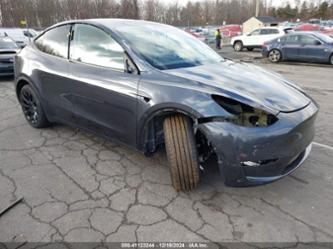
[212,95,278,127]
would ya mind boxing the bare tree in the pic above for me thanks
[120,0,140,19]
[1,0,332,28]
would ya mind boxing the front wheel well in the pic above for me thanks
[269,48,282,53]
[142,111,195,155]
[233,40,242,46]
[16,79,30,99]
[142,112,214,163]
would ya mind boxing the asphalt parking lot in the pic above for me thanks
[0,52,333,243]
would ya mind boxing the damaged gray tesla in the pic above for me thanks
[14,19,318,192]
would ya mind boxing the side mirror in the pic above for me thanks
[125,59,134,74]
[124,54,139,75]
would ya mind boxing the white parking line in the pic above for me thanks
[313,142,333,151]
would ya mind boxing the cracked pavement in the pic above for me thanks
[0,63,333,243]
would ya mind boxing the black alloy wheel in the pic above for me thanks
[19,85,50,128]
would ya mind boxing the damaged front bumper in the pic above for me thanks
[197,101,319,187]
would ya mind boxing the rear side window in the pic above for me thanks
[70,24,124,70]
[270,29,279,34]
[260,29,269,35]
[261,29,279,35]
[35,25,70,59]
[285,35,299,44]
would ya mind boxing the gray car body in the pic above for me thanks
[14,19,319,186]
[262,32,333,64]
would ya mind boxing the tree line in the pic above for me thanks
[0,0,333,29]
[269,0,333,20]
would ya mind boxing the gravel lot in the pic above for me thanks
[0,56,332,243]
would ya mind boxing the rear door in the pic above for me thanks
[260,29,280,45]
[68,23,139,146]
[34,24,74,122]
[281,35,300,60]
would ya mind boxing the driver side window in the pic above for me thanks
[300,35,320,45]
[250,29,261,36]
[70,24,125,70]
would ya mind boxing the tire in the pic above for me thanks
[247,48,254,51]
[268,49,282,63]
[19,84,50,128]
[330,54,333,65]
[233,41,243,52]
[163,115,200,192]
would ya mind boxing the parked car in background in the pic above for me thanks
[185,29,206,42]
[15,19,318,191]
[219,25,242,38]
[280,21,300,28]
[231,27,292,52]
[262,32,333,65]
[321,20,333,28]
[322,27,333,34]
[0,36,19,76]
[309,19,321,25]
[204,29,216,44]
[0,28,37,48]
[294,23,321,32]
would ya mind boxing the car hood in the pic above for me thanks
[164,60,311,113]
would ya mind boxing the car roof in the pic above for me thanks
[285,31,319,36]
[256,27,279,29]
[253,27,287,31]
[282,32,333,41]
[50,19,167,30]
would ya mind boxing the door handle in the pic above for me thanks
[136,93,151,103]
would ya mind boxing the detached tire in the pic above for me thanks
[19,84,50,128]
[163,115,200,192]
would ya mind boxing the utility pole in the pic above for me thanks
[255,0,260,17]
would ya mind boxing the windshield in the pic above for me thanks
[315,33,333,43]
[0,38,18,49]
[114,23,223,70]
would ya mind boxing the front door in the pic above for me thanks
[298,35,327,62]
[244,29,262,46]
[68,23,139,146]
